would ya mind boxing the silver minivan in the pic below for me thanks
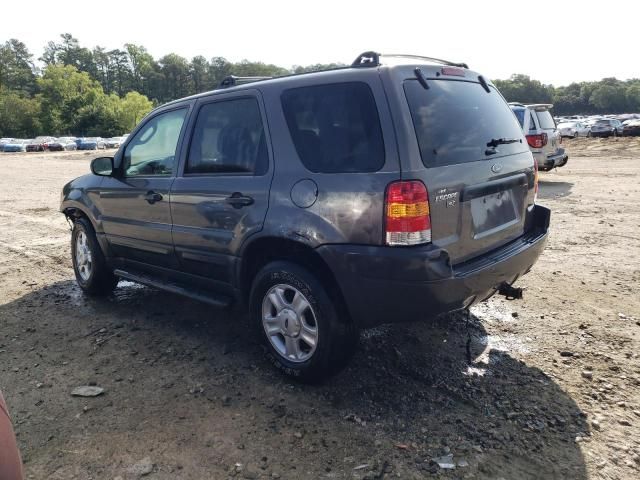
[510,103,568,171]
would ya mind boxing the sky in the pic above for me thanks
[4,0,639,86]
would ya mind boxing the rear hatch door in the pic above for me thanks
[397,68,536,264]
[533,107,562,157]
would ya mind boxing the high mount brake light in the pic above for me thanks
[385,181,431,246]
[440,67,465,77]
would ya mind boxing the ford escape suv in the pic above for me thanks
[60,52,550,381]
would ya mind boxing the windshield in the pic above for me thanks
[595,119,610,125]
[404,79,527,167]
[535,110,556,130]
[558,122,577,128]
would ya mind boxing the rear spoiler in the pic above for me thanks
[526,104,554,111]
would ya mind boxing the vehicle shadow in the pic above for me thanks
[1,281,588,479]
[538,179,573,199]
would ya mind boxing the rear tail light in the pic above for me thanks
[533,160,539,203]
[385,180,431,246]
[526,133,548,148]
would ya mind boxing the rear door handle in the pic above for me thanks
[226,192,254,208]
[144,191,163,204]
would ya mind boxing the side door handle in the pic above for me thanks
[144,191,163,204]
[225,192,254,208]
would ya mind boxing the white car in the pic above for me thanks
[556,121,590,138]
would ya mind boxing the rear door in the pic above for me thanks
[170,90,273,285]
[98,106,189,269]
[395,69,536,264]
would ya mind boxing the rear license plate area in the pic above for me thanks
[470,190,519,239]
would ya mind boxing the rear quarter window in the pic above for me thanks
[404,79,528,168]
[281,82,385,173]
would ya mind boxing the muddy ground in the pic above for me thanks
[0,138,639,480]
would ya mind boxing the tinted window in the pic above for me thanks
[124,108,187,176]
[536,110,556,129]
[186,98,268,175]
[404,80,527,167]
[512,108,525,127]
[281,82,384,173]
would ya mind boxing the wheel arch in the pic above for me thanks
[239,236,351,324]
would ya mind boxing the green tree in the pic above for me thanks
[625,83,640,112]
[0,88,41,137]
[190,56,210,93]
[590,82,627,113]
[116,91,153,132]
[158,53,193,102]
[37,64,106,134]
[493,74,554,104]
[0,39,37,94]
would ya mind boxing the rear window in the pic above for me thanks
[281,82,384,173]
[535,110,556,129]
[404,80,527,168]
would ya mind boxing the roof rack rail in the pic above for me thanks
[383,54,468,69]
[351,51,468,69]
[218,75,272,89]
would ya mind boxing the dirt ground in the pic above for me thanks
[0,138,639,480]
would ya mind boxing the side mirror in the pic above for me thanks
[90,156,114,176]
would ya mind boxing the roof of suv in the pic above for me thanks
[161,51,474,109]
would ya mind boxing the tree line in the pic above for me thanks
[494,74,640,115]
[0,34,342,138]
[1,34,639,137]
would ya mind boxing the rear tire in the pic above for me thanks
[71,217,118,296]
[250,261,357,382]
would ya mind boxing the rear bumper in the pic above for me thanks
[317,205,550,328]
[536,149,568,171]
[590,130,614,137]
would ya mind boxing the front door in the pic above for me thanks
[98,106,189,269]
[170,92,273,285]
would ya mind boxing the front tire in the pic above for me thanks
[71,217,118,296]
[250,261,357,382]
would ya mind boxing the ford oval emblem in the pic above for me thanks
[491,163,503,173]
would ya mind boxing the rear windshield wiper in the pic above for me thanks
[486,138,521,148]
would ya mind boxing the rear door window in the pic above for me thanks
[535,110,556,130]
[281,82,385,173]
[404,80,528,168]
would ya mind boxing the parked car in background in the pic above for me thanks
[26,136,56,152]
[104,137,124,149]
[2,139,31,152]
[0,138,14,151]
[622,119,640,136]
[510,103,568,171]
[557,121,590,138]
[77,137,106,150]
[590,119,624,137]
[48,137,78,151]
[60,52,549,380]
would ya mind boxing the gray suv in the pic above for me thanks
[60,52,550,381]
